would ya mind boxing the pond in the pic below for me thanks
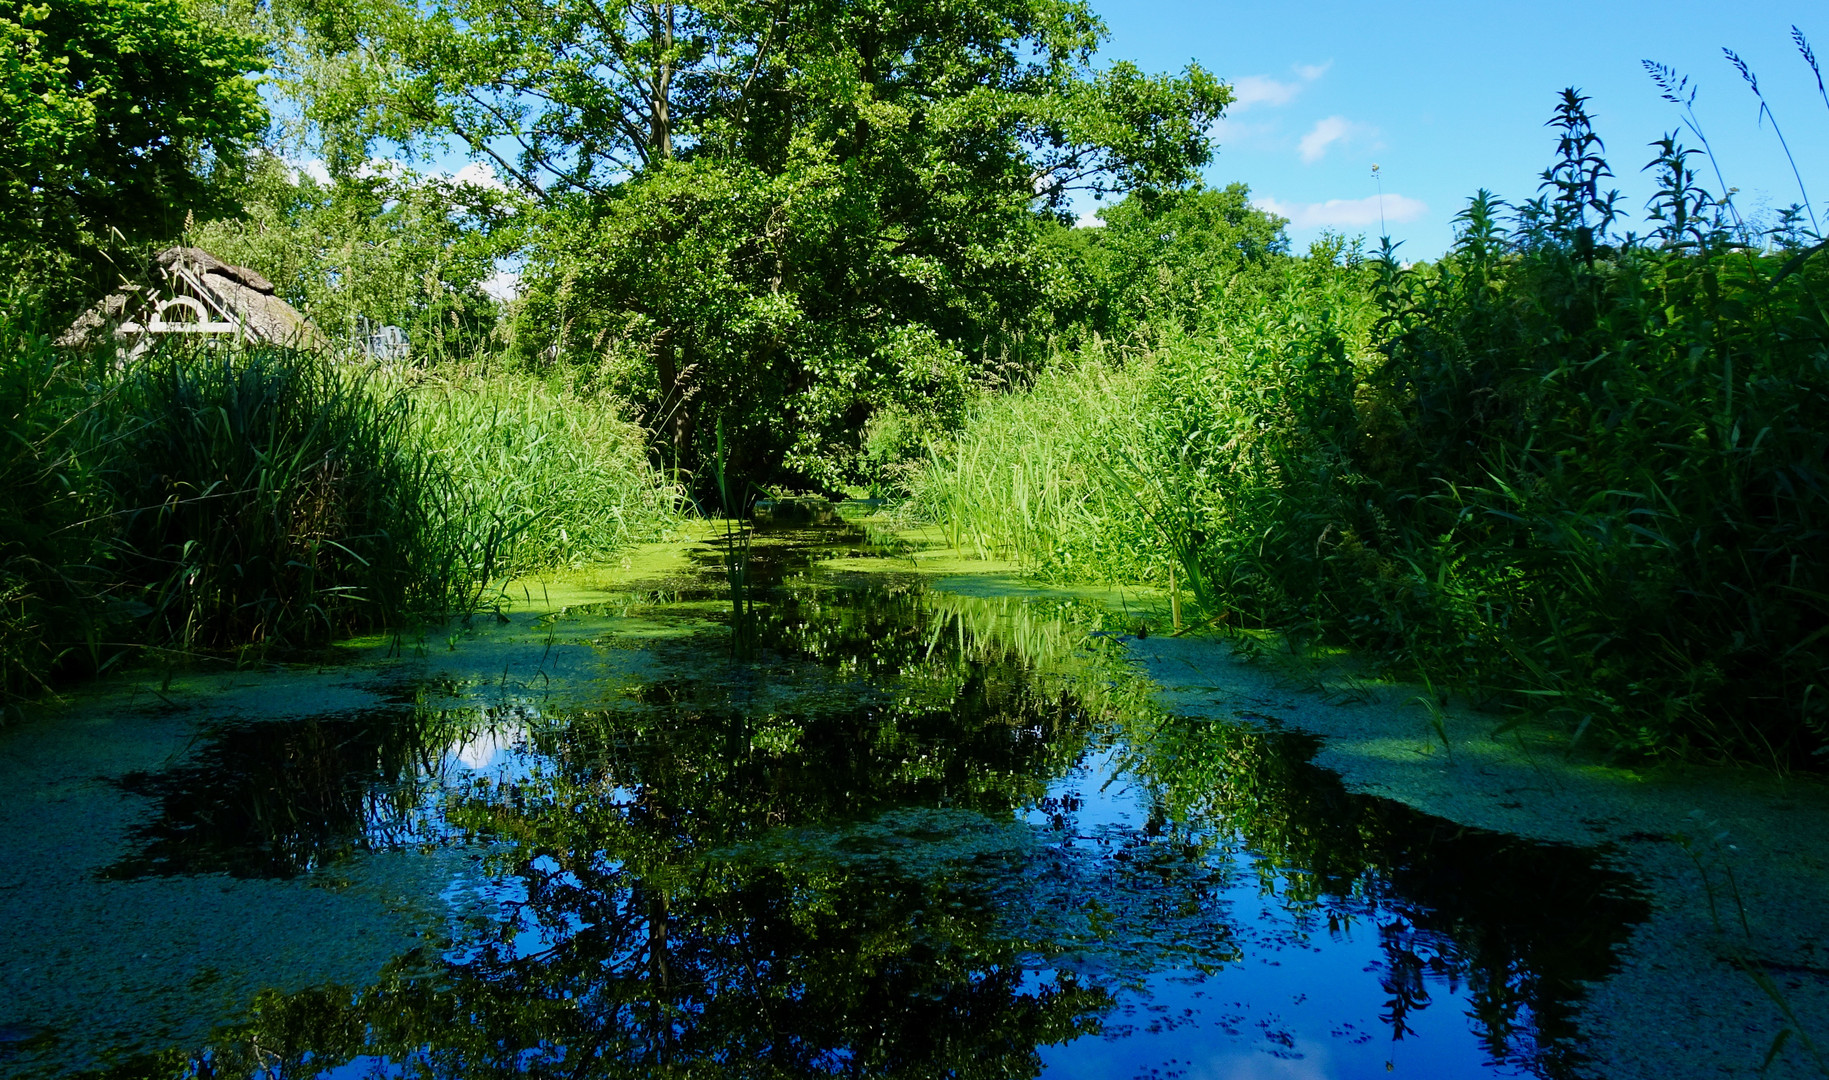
[0,511,1647,1079]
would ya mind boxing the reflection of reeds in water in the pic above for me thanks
[712,421,756,659]
[102,696,523,879]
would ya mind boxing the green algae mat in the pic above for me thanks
[5,512,1817,1079]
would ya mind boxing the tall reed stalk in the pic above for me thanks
[711,420,756,660]
[912,80,1829,767]
[98,346,469,649]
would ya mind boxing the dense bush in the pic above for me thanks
[914,98,1829,766]
[1356,198,1829,762]
[98,348,471,649]
[0,305,113,698]
[0,306,679,703]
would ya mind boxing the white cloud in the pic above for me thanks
[480,269,521,302]
[1231,74,1306,112]
[1253,193,1427,230]
[1227,61,1331,114]
[1074,207,1104,228]
[356,157,410,180]
[285,157,332,185]
[1210,114,1280,144]
[451,161,508,191]
[1298,116,1366,164]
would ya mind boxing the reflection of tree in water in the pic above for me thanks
[103,563,1647,1080]
[427,617,1102,1076]
[170,593,1120,1078]
[1131,717,1649,1076]
[104,683,475,879]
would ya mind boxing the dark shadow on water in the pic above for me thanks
[83,516,1647,1079]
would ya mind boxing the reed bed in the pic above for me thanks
[0,306,114,699]
[96,347,468,650]
[0,320,678,702]
[399,370,681,577]
[913,92,1829,767]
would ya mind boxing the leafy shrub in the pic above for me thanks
[97,347,471,649]
[915,93,1829,766]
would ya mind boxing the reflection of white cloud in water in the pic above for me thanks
[1182,1046,1334,1080]
[451,727,516,771]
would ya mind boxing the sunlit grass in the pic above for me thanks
[912,88,1829,767]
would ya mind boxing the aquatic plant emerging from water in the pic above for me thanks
[712,419,757,659]
[97,346,474,650]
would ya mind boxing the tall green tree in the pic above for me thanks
[279,0,1230,488]
[0,0,267,260]
[193,155,524,360]
[1049,182,1291,343]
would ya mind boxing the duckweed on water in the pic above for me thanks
[2,518,1647,1079]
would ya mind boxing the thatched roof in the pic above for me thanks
[57,247,328,352]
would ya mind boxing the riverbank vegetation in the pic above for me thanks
[0,312,676,703]
[2,0,1825,768]
[913,93,1829,767]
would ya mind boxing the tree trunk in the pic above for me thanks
[655,331,696,488]
[649,2,674,162]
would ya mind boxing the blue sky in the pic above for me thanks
[1074,0,1829,258]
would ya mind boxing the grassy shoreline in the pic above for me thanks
[0,319,680,706]
[909,232,1829,768]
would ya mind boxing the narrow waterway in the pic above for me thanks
[0,512,1646,1079]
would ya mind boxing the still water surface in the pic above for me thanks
[7,516,1645,1078]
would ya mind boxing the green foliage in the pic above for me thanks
[1361,189,1829,764]
[0,302,113,698]
[96,347,472,649]
[277,0,1231,491]
[1050,182,1291,343]
[400,369,681,576]
[0,0,266,258]
[912,235,1374,587]
[512,159,807,486]
[192,156,523,361]
[915,88,1829,767]
[0,290,677,696]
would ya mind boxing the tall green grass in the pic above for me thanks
[400,369,681,577]
[913,92,1829,767]
[1,314,679,703]
[0,304,115,699]
[98,348,470,649]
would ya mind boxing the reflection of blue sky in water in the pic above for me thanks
[1024,746,1533,1079]
[269,675,1595,1079]
[437,722,623,970]
[7,520,1639,1078]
